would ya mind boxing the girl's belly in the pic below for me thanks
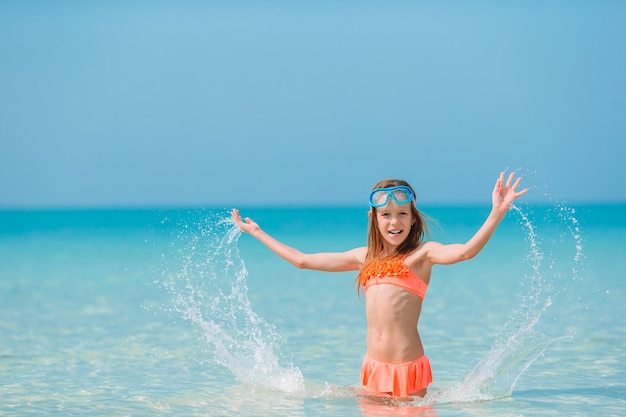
[365,284,424,362]
[366,327,424,362]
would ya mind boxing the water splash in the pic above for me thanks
[158,210,304,393]
[432,201,583,404]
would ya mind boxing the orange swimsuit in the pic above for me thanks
[360,256,428,299]
[358,256,433,397]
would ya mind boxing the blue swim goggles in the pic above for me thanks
[369,186,415,208]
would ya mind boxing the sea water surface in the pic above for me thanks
[0,203,625,416]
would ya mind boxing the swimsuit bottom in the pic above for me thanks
[360,354,433,398]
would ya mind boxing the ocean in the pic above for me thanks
[1,203,625,416]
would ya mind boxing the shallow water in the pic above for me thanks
[1,204,625,416]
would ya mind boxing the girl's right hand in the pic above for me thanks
[231,208,260,235]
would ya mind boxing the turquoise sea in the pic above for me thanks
[1,203,625,416]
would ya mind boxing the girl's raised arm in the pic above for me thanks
[231,209,364,272]
[425,171,528,265]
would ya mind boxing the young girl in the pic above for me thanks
[231,171,528,398]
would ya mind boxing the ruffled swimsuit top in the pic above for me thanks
[359,255,428,299]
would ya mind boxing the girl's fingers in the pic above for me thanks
[494,173,504,192]
[516,187,529,197]
[505,172,515,188]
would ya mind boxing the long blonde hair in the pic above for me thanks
[356,179,430,292]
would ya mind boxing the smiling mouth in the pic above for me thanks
[389,230,403,235]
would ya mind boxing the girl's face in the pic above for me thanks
[375,200,414,249]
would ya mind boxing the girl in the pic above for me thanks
[231,171,528,398]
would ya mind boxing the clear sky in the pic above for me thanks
[1,1,625,208]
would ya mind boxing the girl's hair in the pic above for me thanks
[356,179,430,293]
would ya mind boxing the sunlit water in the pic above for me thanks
[1,202,625,416]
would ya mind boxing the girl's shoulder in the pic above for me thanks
[405,241,440,262]
[345,246,368,264]
[349,246,367,255]
[355,246,368,260]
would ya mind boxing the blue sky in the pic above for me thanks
[1,1,625,208]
